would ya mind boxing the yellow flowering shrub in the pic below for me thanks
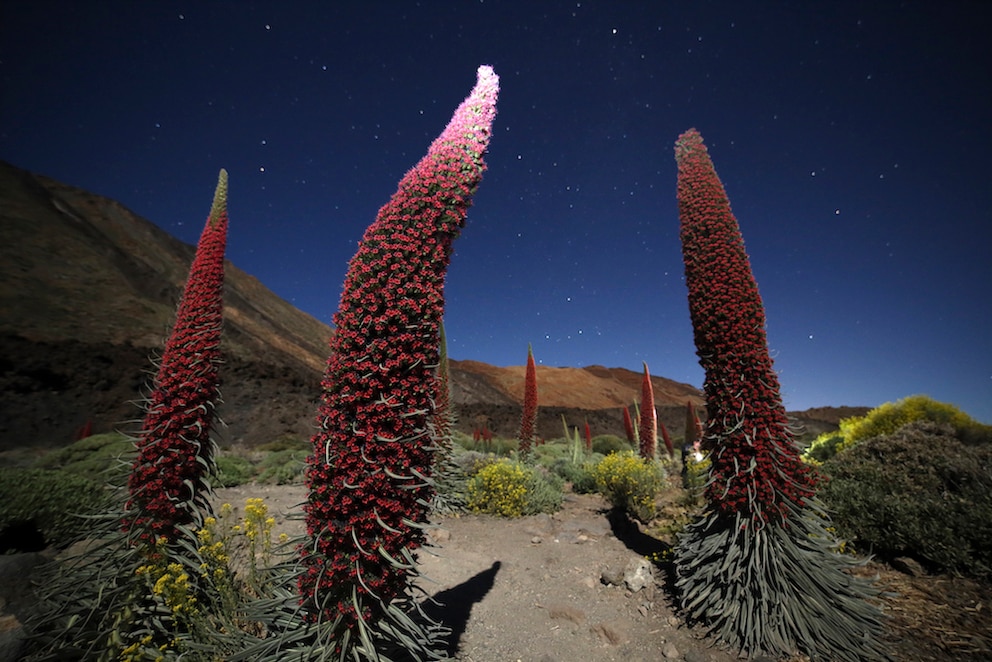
[592,451,663,523]
[467,459,529,517]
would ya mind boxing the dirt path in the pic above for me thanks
[215,484,740,662]
[213,483,992,662]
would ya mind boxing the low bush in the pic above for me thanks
[804,395,992,464]
[466,459,563,517]
[213,455,256,487]
[32,431,134,483]
[256,434,310,453]
[549,458,598,494]
[256,448,306,484]
[592,434,632,456]
[0,467,110,549]
[591,451,663,523]
[820,420,992,578]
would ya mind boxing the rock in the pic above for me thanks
[531,536,543,544]
[427,527,450,544]
[600,565,624,586]
[623,557,654,592]
[662,641,681,659]
[683,651,709,662]
[891,556,926,577]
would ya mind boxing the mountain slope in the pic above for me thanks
[0,161,851,451]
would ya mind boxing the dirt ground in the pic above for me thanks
[214,483,992,662]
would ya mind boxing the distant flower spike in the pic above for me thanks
[124,169,228,546]
[638,362,657,460]
[622,405,635,444]
[518,343,538,458]
[298,66,498,656]
[672,128,885,660]
[660,421,674,459]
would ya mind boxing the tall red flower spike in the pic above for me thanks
[517,343,538,458]
[659,421,674,459]
[124,169,229,545]
[622,405,635,444]
[583,420,592,452]
[299,66,498,654]
[672,128,884,660]
[638,362,657,460]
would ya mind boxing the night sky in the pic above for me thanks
[2,2,990,422]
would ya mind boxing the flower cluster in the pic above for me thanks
[674,129,816,524]
[299,66,498,635]
[592,450,663,523]
[467,459,530,517]
[517,344,538,458]
[124,170,229,545]
[638,363,657,460]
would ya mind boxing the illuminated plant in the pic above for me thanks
[291,66,499,660]
[671,128,885,660]
[123,169,229,546]
[638,362,657,460]
[517,343,538,459]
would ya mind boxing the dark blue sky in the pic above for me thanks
[2,1,990,422]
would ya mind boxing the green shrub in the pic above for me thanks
[522,467,565,515]
[591,451,664,523]
[804,395,991,463]
[0,467,110,549]
[32,432,134,483]
[820,420,992,578]
[549,458,598,494]
[256,448,307,485]
[466,459,563,517]
[256,434,310,453]
[592,434,632,456]
[213,454,256,487]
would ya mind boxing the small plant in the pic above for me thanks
[591,451,663,523]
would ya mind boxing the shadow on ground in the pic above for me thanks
[420,561,502,657]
